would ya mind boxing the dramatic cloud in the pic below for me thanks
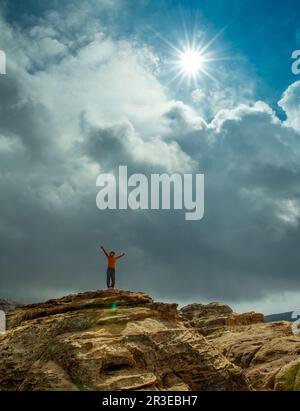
[279,81,300,132]
[0,4,300,314]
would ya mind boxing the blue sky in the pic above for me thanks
[4,0,300,107]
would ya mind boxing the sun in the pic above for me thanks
[166,41,218,86]
[160,27,228,87]
[179,48,204,76]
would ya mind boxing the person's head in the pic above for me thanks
[109,251,115,256]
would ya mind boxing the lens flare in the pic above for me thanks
[159,26,229,87]
[179,48,204,76]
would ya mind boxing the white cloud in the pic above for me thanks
[276,199,300,227]
[279,80,300,132]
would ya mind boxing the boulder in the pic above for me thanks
[180,302,264,336]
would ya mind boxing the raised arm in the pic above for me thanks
[100,246,109,257]
[115,252,125,260]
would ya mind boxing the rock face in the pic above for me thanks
[181,302,264,336]
[0,290,249,391]
[180,303,300,391]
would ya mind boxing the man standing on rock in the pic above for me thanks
[100,246,125,290]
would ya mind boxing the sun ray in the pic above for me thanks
[155,24,231,87]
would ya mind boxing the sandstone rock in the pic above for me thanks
[181,302,233,320]
[274,358,300,391]
[180,302,300,390]
[180,302,264,336]
[0,290,249,391]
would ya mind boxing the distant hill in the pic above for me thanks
[264,312,295,323]
[0,299,22,313]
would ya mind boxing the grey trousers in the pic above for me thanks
[107,267,115,288]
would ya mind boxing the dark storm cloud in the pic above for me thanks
[1,5,300,312]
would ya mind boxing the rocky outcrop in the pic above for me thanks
[181,303,300,391]
[3,292,298,391]
[207,321,300,390]
[0,290,249,391]
[181,302,264,336]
